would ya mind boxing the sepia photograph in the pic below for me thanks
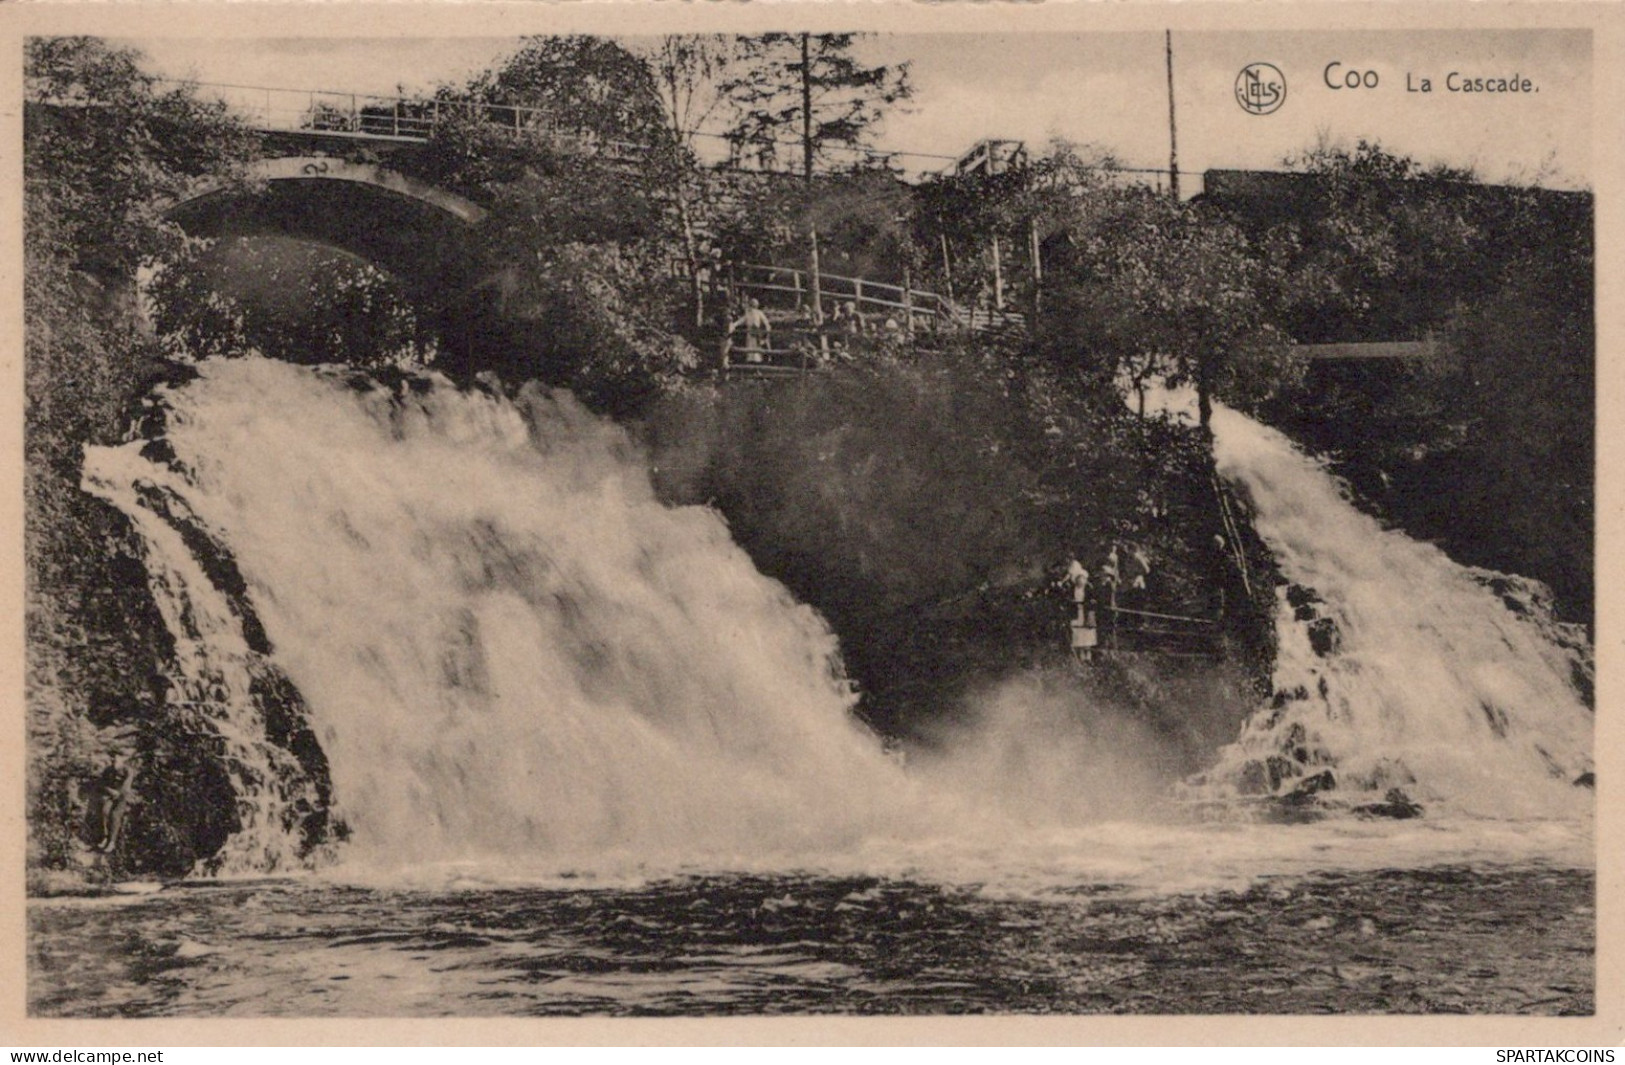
[8,2,1615,1037]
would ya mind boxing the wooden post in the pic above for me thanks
[1109,579,1119,652]
[991,234,1005,311]
[940,233,956,303]
[809,228,824,324]
[902,265,915,338]
[1028,219,1043,318]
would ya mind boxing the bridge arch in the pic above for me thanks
[165,156,490,305]
[175,157,486,225]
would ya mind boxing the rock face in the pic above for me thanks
[1286,585,1342,657]
[1282,769,1336,806]
[1353,788,1425,820]
[76,390,340,879]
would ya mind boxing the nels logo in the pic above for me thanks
[1235,62,1287,115]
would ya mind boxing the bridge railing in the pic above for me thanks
[159,80,649,160]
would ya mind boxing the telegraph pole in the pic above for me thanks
[1165,29,1180,201]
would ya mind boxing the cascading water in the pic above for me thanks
[81,362,1592,884]
[81,444,327,874]
[84,358,938,875]
[45,362,1598,1018]
[1193,403,1593,819]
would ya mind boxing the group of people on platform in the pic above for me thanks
[721,294,916,368]
[1061,543,1154,662]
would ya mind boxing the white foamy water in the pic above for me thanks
[80,360,1592,892]
[86,359,950,874]
[1199,404,1593,819]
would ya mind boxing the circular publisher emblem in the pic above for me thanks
[1235,62,1287,115]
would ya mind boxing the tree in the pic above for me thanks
[25,37,259,281]
[915,139,1122,313]
[1041,191,1296,428]
[1250,139,1596,624]
[719,33,911,180]
[642,35,741,154]
[460,175,699,414]
[634,35,750,326]
[1245,138,1483,342]
[467,35,673,151]
[392,37,701,405]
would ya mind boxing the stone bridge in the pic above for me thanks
[168,154,490,309]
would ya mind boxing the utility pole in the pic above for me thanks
[1165,30,1180,201]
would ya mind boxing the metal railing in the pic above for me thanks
[151,79,649,159]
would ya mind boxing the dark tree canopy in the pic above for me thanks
[1039,190,1296,427]
[719,33,912,178]
[148,237,432,367]
[25,37,260,280]
[468,35,673,150]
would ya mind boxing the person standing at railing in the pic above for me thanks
[730,298,771,363]
[1062,558,1097,662]
[832,301,860,336]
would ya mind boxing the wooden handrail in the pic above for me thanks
[1106,605,1216,626]
[730,261,1010,331]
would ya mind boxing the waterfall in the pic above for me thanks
[83,358,929,873]
[79,362,1592,879]
[78,453,326,873]
[1193,404,1593,818]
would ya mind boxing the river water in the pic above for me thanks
[28,863,1595,1016]
[33,358,1594,1016]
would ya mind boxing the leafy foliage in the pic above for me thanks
[148,237,433,366]
[642,345,1252,736]
[380,41,701,410]
[25,37,260,279]
[476,242,699,417]
[469,35,674,151]
[1238,139,1485,342]
[1253,142,1594,622]
[641,35,742,154]
[1039,189,1297,426]
[913,140,1122,306]
[25,38,260,878]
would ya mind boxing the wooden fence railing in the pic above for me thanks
[728,262,1027,338]
[1095,604,1222,659]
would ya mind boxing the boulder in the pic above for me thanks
[1353,787,1423,819]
